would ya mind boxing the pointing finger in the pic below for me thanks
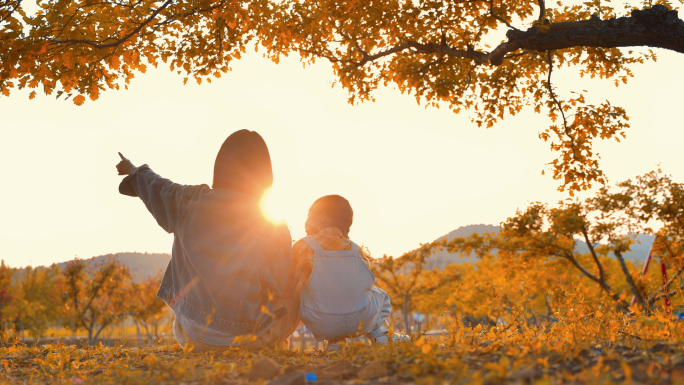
[118,152,127,160]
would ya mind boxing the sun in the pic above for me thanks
[261,188,286,224]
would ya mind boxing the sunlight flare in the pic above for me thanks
[261,188,286,224]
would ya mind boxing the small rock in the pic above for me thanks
[249,357,281,381]
[268,371,306,385]
[357,361,389,380]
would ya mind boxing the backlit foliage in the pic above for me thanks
[2,1,684,192]
[1,171,684,382]
[0,264,63,339]
[0,256,168,346]
[2,302,684,383]
[270,0,681,192]
[395,169,684,318]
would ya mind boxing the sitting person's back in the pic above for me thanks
[284,195,407,351]
[117,130,300,351]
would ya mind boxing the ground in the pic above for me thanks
[1,333,684,384]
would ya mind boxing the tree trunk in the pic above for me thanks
[19,318,25,343]
[144,322,153,347]
[403,295,411,334]
[134,320,143,347]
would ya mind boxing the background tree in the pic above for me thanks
[7,266,63,340]
[409,169,683,316]
[129,272,169,346]
[372,246,462,333]
[62,257,134,344]
[0,262,15,334]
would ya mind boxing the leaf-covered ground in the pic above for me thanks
[2,331,684,385]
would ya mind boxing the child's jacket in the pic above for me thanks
[299,236,382,341]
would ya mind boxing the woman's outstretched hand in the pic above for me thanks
[116,152,135,175]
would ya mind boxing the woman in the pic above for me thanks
[116,130,300,351]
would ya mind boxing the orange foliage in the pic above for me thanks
[2,1,683,191]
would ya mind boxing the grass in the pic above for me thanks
[2,324,684,384]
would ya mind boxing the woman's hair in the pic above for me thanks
[305,195,354,237]
[213,130,273,197]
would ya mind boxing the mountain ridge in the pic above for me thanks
[426,224,655,270]
[52,252,171,282]
[38,225,656,276]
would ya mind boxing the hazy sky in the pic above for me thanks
[1,38,683,267]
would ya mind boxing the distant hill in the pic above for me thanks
[426,224,500,269]
[426,225,655,270]
[54,252,171,282]
[46,230,656,277]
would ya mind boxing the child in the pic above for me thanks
[286,195,407,351]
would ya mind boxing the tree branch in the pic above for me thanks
[488,0,520,31]
[614,250,648,311]
[581,226,604,282]
[650,282,684,304]
[545,50,578,159]
[332,5,684,68]
[565,253,630,311]
[0,0,22,24]
[49,0,174,48]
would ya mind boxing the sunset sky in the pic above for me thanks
[1,44,683,268]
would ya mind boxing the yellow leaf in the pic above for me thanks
[143,355,158,365]
[233,334,257,345]
[620,360,632,381]
[183,342,195,354]
[73,95,86,106]
[421,344,432,354]
[261,305,275,318]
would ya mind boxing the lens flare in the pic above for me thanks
[261,189,286,224]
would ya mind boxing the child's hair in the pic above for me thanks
[305,195,354,237]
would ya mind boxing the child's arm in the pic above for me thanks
[116,152,201,234]
[280,239,312,297]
